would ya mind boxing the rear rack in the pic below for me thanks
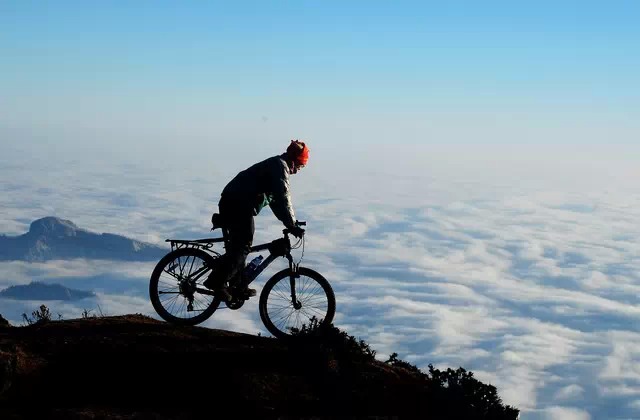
[166,237,225,252]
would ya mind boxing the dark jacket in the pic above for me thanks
[220,154,297,228]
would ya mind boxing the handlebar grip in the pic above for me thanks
[297,221,307,226]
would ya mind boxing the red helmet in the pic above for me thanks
[286,140,309,166]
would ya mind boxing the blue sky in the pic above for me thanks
[2,1,638,160]
[2,3,640,418]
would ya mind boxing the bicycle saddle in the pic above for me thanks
[210,213,225,230]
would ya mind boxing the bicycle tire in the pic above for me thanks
[149,247,222,325]
[259,267,336,339]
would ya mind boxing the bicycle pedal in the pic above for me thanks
[235,291,255,300]
[216,288,232,301]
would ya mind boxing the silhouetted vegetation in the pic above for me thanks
[14,303,108,326]
[81,304,106,319]
[426,364,520,419]
[385,351,423,374]
[291,317,520,419]
[21,304,62,325]
[3,309,520,418]
[290,316,377,363]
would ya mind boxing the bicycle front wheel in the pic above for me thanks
[259,267,336,339]
[149,247,222,325]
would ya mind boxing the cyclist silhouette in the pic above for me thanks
[203,140,308,300]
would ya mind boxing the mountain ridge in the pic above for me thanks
[0,216,166,262]
[0,281,96,301]
[0,312,520,419]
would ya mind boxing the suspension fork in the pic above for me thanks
[287,254,302,309]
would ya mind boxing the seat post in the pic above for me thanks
[222,227,230,251]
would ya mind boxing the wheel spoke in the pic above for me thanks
[162,269,181,280]
[261,270,334,338]
[273,283,291,301]
[280,310,296,331]
[187,256,197,278]
[159,295,178,307]
[303,282,323,298]
[299,277,314,295]
[158,279,179,290]
[164,294,180,314]
[150,249,220,324]
[301,296,327,307]
[300,306,325,320]
[268,305,292,319]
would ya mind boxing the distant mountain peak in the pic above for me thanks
[0,216,167,262]
[29,217,80,237]
[0,281,95,301]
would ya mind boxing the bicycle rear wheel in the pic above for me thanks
[259,267,336,339]
[149,247,222,325]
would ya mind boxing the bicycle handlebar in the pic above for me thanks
[283,220,306,236]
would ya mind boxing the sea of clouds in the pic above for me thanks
[1,144,639,420]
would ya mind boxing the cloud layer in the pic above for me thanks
[2,149,639,419]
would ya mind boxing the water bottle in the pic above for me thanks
[244,255,264,277]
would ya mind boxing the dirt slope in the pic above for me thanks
[0,314,518,419]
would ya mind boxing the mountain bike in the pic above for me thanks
[148,214,336,339]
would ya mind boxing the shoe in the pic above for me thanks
[204,274,231,300]
[241,287,257,298]
[215,286,233,302]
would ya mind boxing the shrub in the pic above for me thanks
[426,364,520,419]
[22,304,62,325]
[290,317,376,363]
[81,304,105,319]
[385,352,423,375]
[291,319,520,419]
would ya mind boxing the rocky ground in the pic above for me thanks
[0,314,519,419]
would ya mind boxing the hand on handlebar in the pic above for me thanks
[289,225,305,238]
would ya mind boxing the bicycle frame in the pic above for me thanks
[151,216,334,335]
[165,230,299,300]
[245,235,297,282]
